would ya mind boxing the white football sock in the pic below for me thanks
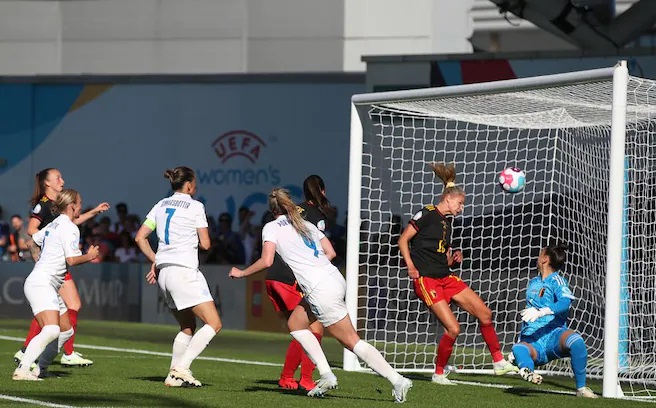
[39,327,74,371]
[290,329,332,376]
[175,325,216,370]
[170,331,193,369]
[353,340,402,385]
[21,325,59,373]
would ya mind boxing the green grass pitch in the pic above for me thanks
[0,319,648,407]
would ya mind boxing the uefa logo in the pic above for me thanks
[212,130,267,164]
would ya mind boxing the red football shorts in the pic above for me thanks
[265,280,302,312]
[64,271,73,281]
[413,275,468,306]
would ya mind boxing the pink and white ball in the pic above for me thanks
[499,167,526,193]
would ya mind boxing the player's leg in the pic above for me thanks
[15,318,42,364]
[37,303,74,378]
[14,310,59,381]
[299,320,323,390]
[323,313,412,403]
[428,300,459,384]
[511,341,543,384]
[170,308,196,369]
[165,308,198,387]
[58,276,92,367]
[163,266,220,387]
[169,301,222,387]
[265,280,302,390]
[557,329,597,398]
[451,286,518,375]
[15,282,63,380]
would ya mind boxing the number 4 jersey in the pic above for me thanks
[262,214,335,295]
[145,192,209,270]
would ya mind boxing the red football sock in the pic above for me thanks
[480,323,503,363]
[23,318,42,349]
[435,333,456,375]
[281,339,303,379]
[63,309,78,355]
[300,332,322,380]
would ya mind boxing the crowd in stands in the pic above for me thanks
[0,203,348,266]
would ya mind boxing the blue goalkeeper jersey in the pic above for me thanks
[521,271,575,339]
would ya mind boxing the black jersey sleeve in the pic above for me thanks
[30,198,53,223]
[409,206,434,231]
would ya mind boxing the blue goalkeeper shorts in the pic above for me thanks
[521,326,569,366]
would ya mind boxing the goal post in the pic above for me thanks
[345,60,656,399]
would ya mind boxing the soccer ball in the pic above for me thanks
[499,167,526,193]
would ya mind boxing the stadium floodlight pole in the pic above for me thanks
[344,102,364,371]
[603,60,629,399]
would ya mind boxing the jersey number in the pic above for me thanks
[41,231,50,251]
[302,235,319,258]
[437,239,446,253]
[164,208,176,245]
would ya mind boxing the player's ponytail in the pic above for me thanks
[54,189,80,216]
[544,243,570,271]
[303,175,336,221]
[164,166,195,191]
[30,168,55,206]
[429,162,464,197]
[269,188,312,241]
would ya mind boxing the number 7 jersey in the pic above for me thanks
[145,192,208,270]
[262,214,335,295]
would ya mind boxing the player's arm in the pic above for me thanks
[229,241,275,278]
[74,202,110,226]
[198,227,211,251]
[549,280,575,315]
[64,230,99,266]
[26,217,42,237]
[398,224,419,278]
[135,220,157,264]
[320,237,336,261]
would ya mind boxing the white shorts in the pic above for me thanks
[304,271,348,327]
[24,278,67,316]
[157,264,213,311]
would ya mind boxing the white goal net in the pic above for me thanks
[345,63,656,399]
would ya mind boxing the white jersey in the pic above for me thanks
[262,215,336,294]
[146,192,208,269]
[30,214,82,288]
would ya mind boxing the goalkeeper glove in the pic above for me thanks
[521,307,554,323]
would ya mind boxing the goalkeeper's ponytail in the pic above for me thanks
[544,243,570,271]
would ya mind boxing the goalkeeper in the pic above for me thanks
[511,243,597,398]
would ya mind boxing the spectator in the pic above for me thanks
[238,206,256,263]
[0,205,9,261]
[86,234,112,263]
[113,202,129,233]
[114,231,138,263]
[7,215,32,262]
[205,212,245,264]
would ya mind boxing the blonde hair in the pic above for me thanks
[268,188,311,241]
[428,162,465,198]
[53,189,80,215]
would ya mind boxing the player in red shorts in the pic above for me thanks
[14,168,109,373]
[397,163,518,385]
[264,175,336,391]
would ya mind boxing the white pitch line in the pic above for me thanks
[0,335,281,367]
[3,334,655,404]
[0,394,76,408]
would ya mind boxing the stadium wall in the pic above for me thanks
[0,74,364,228]
[0,263,286,331]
